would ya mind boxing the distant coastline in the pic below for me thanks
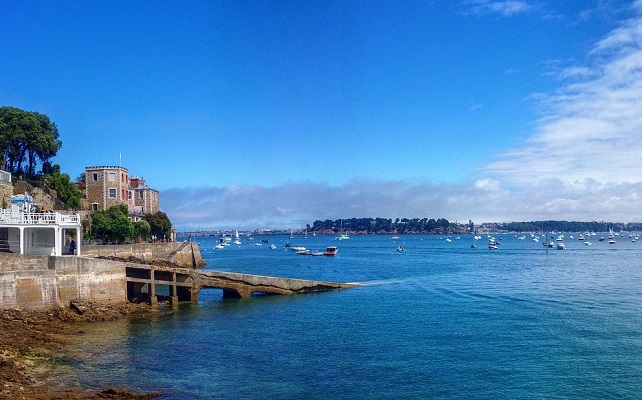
[178,218,641,237]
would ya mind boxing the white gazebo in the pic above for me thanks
[0,193,81,256]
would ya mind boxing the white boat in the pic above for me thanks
[608,228,615,240]
[336,220,350,240]
[233,230,241,245]
[298,249,324,256]
[396,246,405,252]
[325,246,338,255]
[270,244,277,249]
[214,244,225,249]
[556,242,566,250]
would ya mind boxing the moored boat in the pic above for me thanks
[325,246,338,256]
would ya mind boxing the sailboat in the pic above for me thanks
[290,229,294,239]
[336,220,350,240]
[233,230,241,245]
[608,228,616,244]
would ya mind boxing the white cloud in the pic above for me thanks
[467,0,533,16]
[474,178,502,191]
[162,177,642,231]
[485,5,642,186]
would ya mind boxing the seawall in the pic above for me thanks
[81,241,205,268]
[1,243,356,310]
[0,254,127,310]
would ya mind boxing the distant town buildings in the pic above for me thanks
[84,166,159,218]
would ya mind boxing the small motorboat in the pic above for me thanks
[397,246,405,252]
[325,246,338,256]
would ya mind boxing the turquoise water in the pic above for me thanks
[69,234,642,399]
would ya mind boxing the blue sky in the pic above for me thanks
[3,0,642,230]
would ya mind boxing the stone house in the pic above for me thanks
[84,166,160,218]
[0,170,82,256]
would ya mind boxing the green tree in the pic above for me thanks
[0,106,62,174]
[90,205,133,243]
[43,164,82,209]
[29,112,61,175]
[134,220,151,243]
[143,211,172,241]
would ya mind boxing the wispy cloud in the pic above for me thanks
[466,0,533,16]
[485,2,642,185]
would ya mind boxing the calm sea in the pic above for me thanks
[65,234,642,399]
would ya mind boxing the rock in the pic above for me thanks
[69,301,88,315]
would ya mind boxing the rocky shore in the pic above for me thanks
[0,301,164,399]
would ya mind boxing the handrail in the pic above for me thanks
[0,211,80,225]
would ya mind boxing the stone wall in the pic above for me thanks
[81,242,205,268]
[0,181,13,209]
[0,254,127,310]
[12,180,56,210]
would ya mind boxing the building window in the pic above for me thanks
[92,203,98,211]
[138,191,143,200]
[108,172,116,182]
[128,191,132,200]
[92,173,98,181]
[108,188,117,198]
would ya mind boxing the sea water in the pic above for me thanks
[66,234,642,399]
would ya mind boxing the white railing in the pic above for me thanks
[0,210,80,225]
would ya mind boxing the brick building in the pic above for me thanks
[129,176,159,219]
[84,166,159,217]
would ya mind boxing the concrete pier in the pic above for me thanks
[0,254,358,310]
[190,269,358,299]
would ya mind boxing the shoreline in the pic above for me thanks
[0,301,165,399]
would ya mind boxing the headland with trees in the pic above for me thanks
[301,218,642,236]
